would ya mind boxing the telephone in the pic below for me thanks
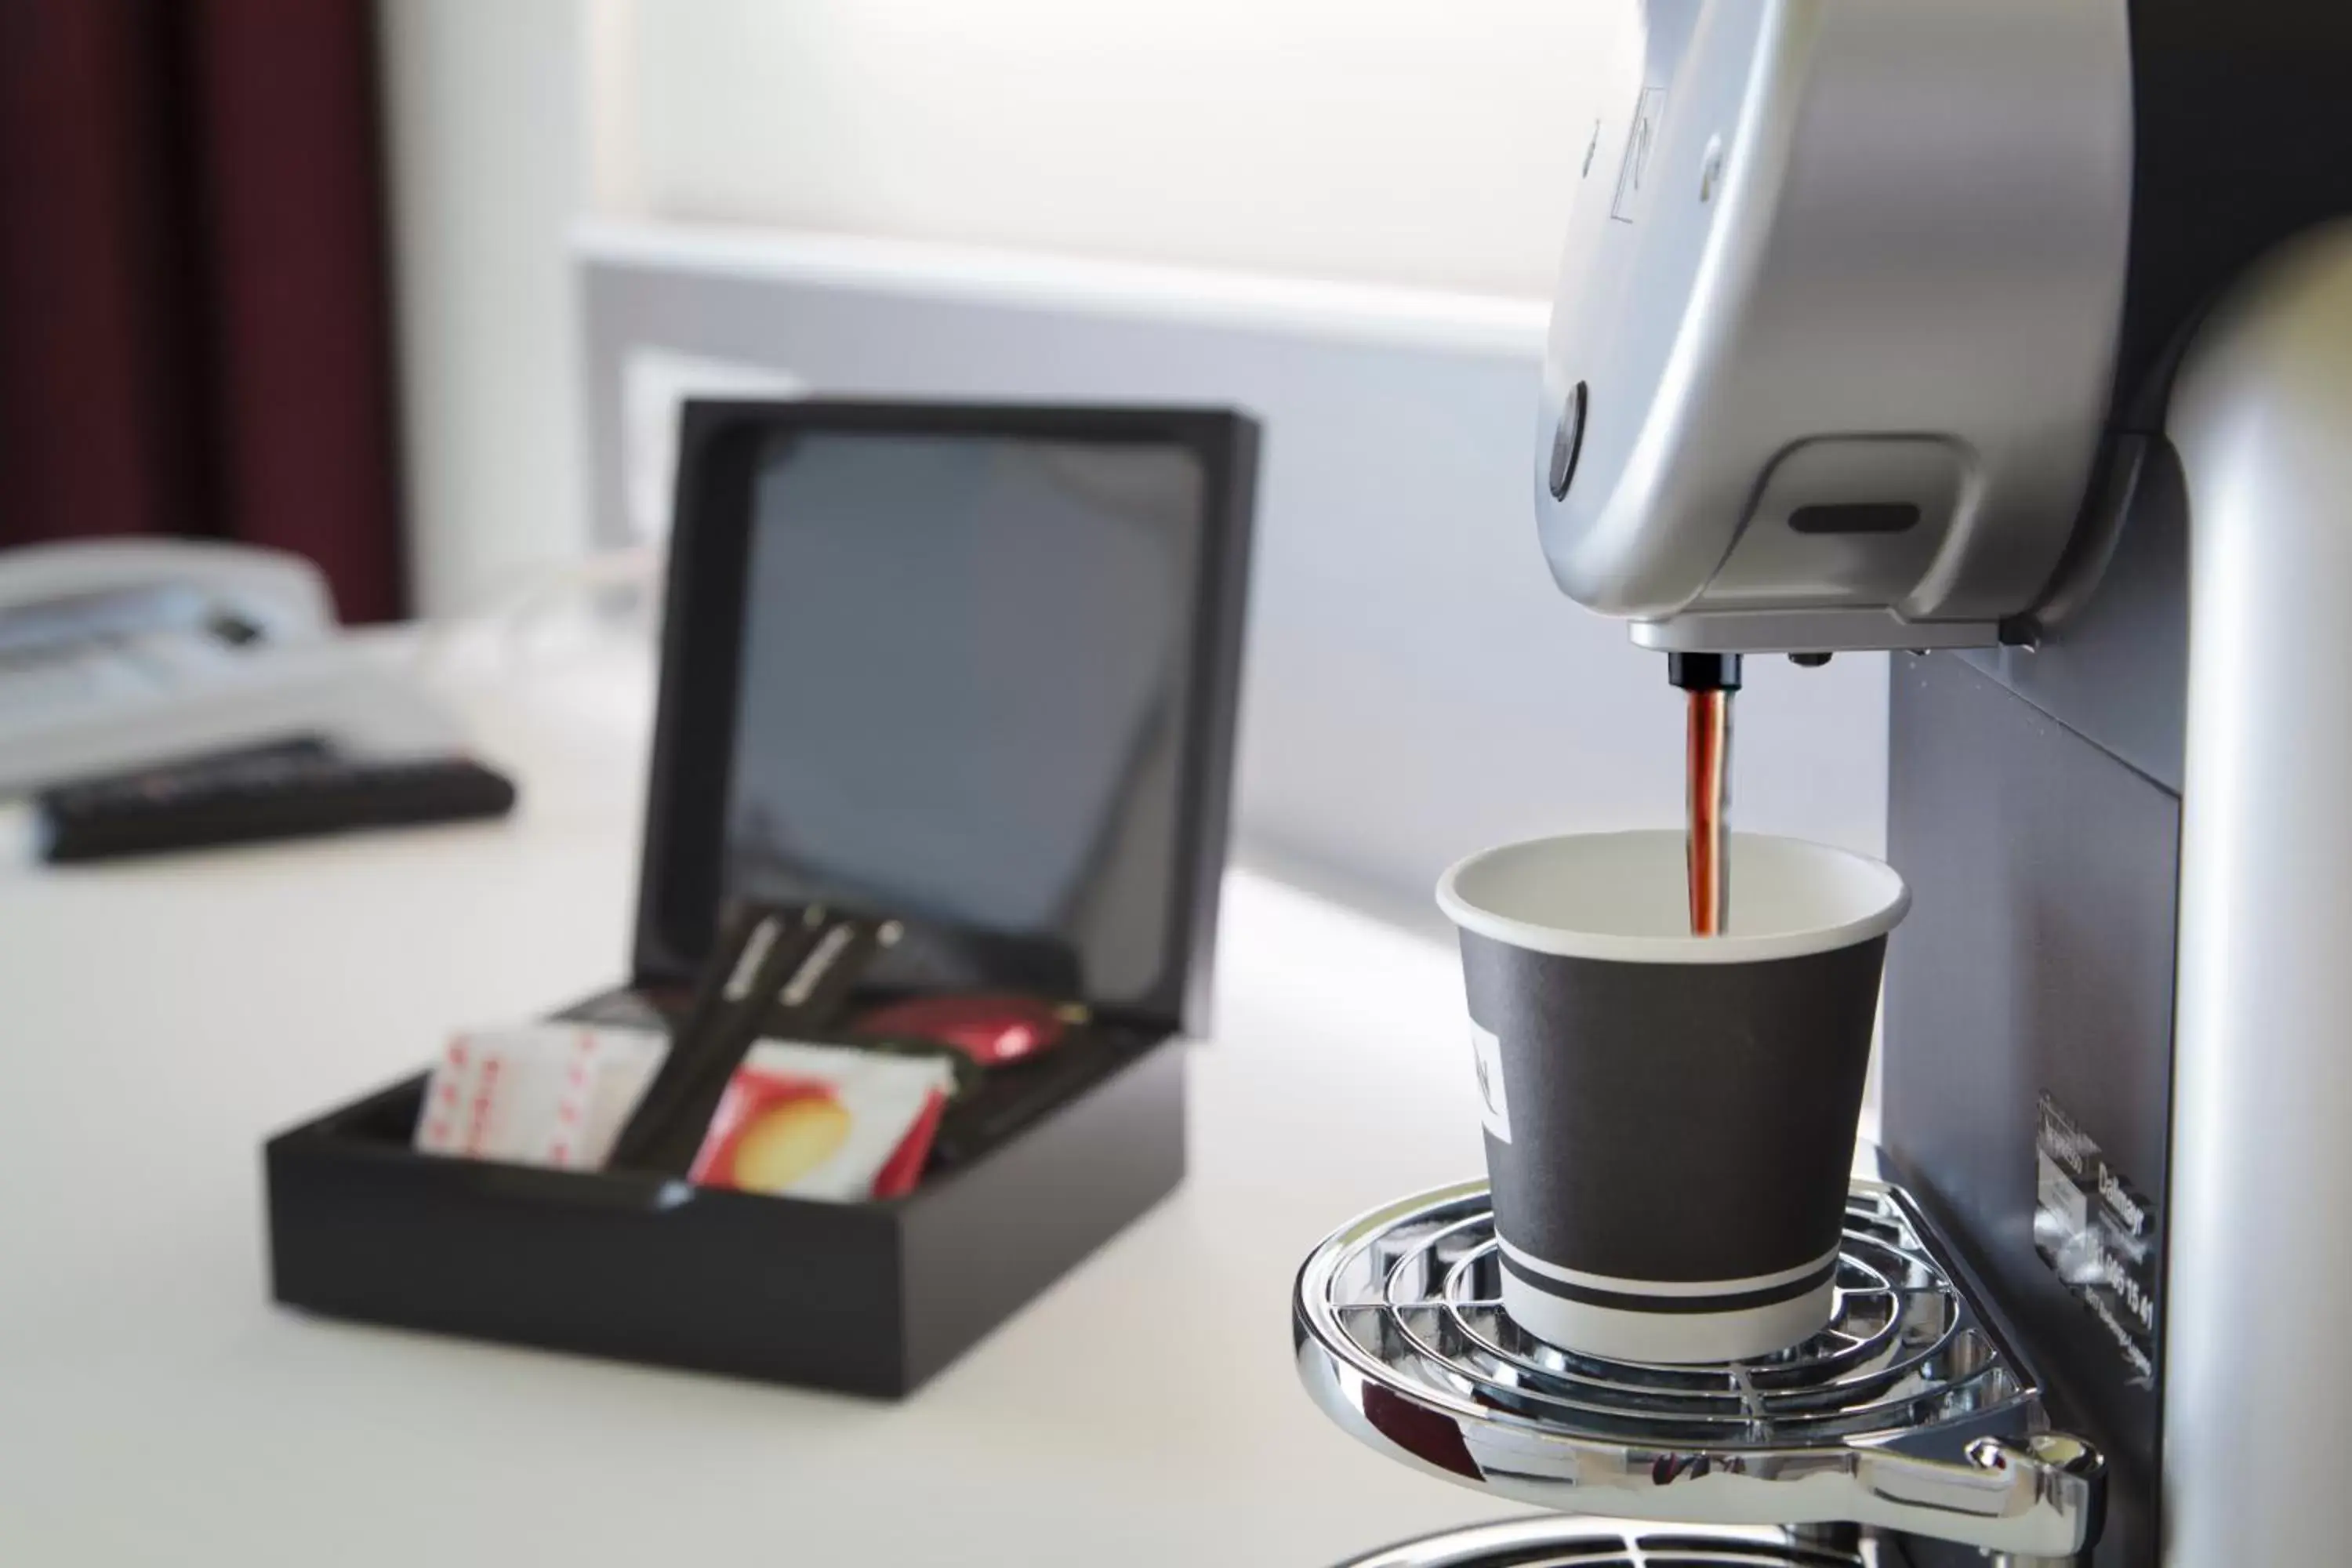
[0,539,461,797]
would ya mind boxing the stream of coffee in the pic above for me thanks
[1683,685,1733,936]
[1667,652,1739,935]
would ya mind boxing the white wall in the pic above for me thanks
[381,2,1620,614]
[385,0,1888,920]
[377,0,593,619]
[620,0,1616,299]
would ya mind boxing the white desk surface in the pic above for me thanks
[0,637,1526,1566]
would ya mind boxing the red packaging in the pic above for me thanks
[850,993,1087,1068]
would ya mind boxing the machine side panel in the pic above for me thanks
[2161,221,2352,1568]
[1884,652,2177,1568]
[1965,440,2189,794]
[2111,0,2352,426]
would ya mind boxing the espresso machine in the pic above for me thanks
[1291,3,2352,1563]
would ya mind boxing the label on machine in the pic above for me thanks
[2034,1092,2159,1386]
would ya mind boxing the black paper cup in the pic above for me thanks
[1436,830,1908,1364]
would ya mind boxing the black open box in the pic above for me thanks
[267,401,1258,1396]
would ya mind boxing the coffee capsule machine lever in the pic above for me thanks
[1291,4,2352,1565]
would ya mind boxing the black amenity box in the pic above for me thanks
[267,400,1258,1396]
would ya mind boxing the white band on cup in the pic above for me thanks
[1494,1237,1842,1298]
[1500,1269,1836,1365]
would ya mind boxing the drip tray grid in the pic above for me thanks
[1294,1176,2103,1558]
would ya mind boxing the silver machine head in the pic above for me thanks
[1534,0,2134,655]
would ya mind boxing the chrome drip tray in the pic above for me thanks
[1294,1176,2103,1559]
[1335,1519,1874,1567]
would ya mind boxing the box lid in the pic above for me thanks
[632,400,1258,1035]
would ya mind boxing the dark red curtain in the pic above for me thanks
[0,0,405,622]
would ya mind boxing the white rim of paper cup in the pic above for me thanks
[1435,829,1909,966]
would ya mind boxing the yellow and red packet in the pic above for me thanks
[688,1040,955,1202]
